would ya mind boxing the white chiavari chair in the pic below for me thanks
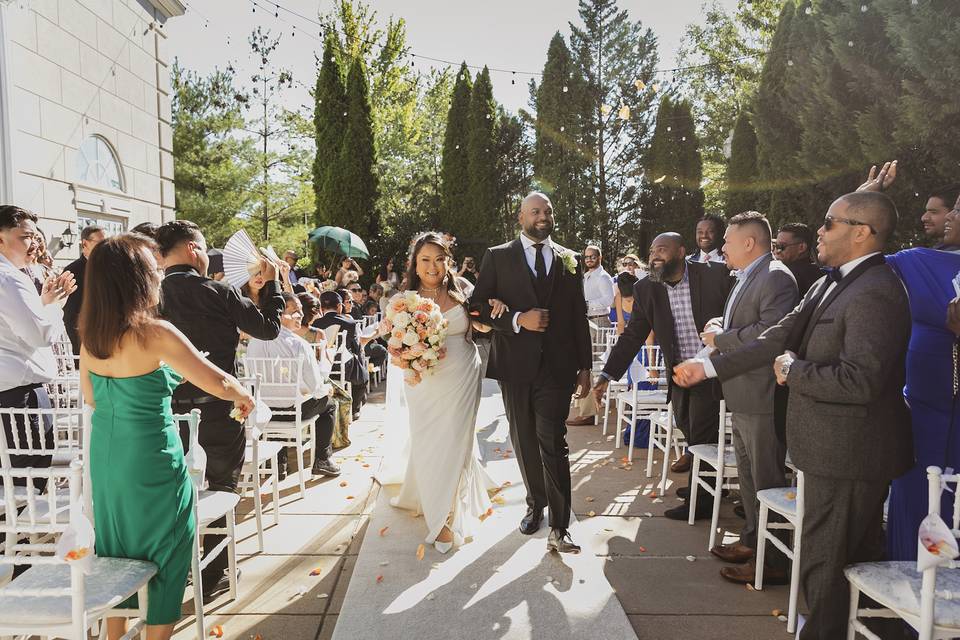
[237,378,281,553]
[754,470,805,633]
[688,401,739,549]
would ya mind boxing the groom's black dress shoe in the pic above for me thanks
[519,508,544,535]
[547,528,581,554]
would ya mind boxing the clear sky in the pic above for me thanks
[167,0,737,114]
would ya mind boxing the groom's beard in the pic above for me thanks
[522,222,553,242]
[648,257,682,283]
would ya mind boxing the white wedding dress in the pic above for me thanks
[387,305,495,544]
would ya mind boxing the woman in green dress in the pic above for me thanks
[78,233,254,640]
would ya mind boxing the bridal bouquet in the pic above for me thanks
[380,291,449,386]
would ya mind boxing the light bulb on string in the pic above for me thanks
[651,83,660,92]
[634,79,646,91]
[618,104,630,120]
[600,104,612,116]
[563,86,568,93]
[860,4,868,12]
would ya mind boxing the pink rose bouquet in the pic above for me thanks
[379,291,449,386]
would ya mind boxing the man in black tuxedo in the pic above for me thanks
[313,291,369,418]
[592,233,733,520]
[473,192,593,554]
[62,225,105,355]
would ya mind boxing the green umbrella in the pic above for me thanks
[307,226,370,260]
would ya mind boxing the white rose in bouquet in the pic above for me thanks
[402,330,420,346]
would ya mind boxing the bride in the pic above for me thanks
[387,231,499,553]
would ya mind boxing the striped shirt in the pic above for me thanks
[664,268,702,361]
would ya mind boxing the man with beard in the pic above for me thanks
[922,183,960,250]
[592,233,733,519]
[687,213,727,264]
[774,223,825,297]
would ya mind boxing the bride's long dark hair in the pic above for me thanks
[404,232,471,337]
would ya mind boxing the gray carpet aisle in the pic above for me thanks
[332,380,636,640]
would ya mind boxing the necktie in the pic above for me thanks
[824,267,843,284]
[533,243,547,281]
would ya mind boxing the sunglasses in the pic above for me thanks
[772,241,802,252]
[823,215,876,234]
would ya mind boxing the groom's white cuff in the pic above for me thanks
[699,357,719,379]
[512,312,521,333]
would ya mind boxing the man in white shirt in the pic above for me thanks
[687,213,727,264]
[247,292,340,477]
[567,244,615,426]
[0,206,75,475]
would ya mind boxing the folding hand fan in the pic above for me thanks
[222,230,262,289]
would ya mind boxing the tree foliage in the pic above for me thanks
[464,66,500,253]
[440,64,473,235]
[313,33,347,228]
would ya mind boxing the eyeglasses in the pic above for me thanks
[823,215,876,234]
[772,241,802,252]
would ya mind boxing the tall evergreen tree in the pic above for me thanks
[465,66,499,252]
[570,0,660,259]
[333,57,379,240]
[494,108,534,242]
[440,63,473,233]
[725,111,762,217]
[533,32,592,248]
[313,33,348,227]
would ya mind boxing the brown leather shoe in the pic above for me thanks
[710,542,754,564]
[670,452,692,473]
[565,416,596,427]
[720,560,788,585]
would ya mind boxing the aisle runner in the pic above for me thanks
[333,380,636,640]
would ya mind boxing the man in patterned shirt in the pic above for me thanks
[593,233,733,520]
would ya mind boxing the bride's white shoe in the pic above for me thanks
[433,530,463,554]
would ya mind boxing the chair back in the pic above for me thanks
[917,466,960,637]
[329,332,350,385]
[51,336,78,376]
[172,410,205,492]
[715,400,735,469]
[0,457,81,560]
[0,406,84,464]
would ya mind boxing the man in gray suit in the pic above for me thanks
[698,212,798,585]
[673,191,913,639]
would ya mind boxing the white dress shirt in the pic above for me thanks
[0,252,63,390]
[246,326,332,401]
[689,249,725,264]
[512,234,555,332]
[583,266,615,317]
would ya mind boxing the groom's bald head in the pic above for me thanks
[518,191,555,241]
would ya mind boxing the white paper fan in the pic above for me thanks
[223,230,262,289]
[260,244,282,264]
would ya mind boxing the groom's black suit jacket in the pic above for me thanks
[472,237,592,389]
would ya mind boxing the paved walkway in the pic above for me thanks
[172,381,799,640]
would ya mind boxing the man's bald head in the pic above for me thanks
[838,191,899,243]
[651,232,684,250]
[521,191,552,212]
[518,191,555,241]
[648,232,686,283]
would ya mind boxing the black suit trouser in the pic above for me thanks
[175,398,245,583]
[273,396,335,461]
[500,362,573,529]
[670,379,720,498]
[799,473,889,640]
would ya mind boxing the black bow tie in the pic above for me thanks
[825,267,843,284]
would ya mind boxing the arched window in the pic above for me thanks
[76,136,124,191]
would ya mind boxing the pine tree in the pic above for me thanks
[333,57,379,241]
[313,32,348,228]
[725,111,762,217]
[465,66,499,253]
[533,32,592,248]
[440,63,473,233]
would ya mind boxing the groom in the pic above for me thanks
[473,192,593,554]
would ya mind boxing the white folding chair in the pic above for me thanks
[176,410,240,640]
[237,378,281,553]
[688,401,739,550]
[754,470,804,633]
[845,466,960,640]
[240,357,318,498]
[0,453,155,639]
[329,330,353,399]
[614,346,668,460]
[51,335,79,377]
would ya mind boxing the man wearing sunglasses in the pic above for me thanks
[673,190,913,639]
[773,223,825,296]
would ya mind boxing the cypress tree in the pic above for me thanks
[440,63,472,234]
[725,111,762,217]
[334,57,379,241]
[313,32,347,227]
[465,66,499,253]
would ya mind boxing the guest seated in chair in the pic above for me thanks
[247,293,340,478]
[312,291,369,420]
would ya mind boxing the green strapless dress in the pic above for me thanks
[89,365,195,625]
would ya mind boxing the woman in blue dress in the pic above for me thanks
[885,201,960,560]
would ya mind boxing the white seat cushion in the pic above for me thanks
[845,562,960,629]
[0,557,156,624]
[196,490,241,525]
[757,486,798,518]
[625,390,668,406]
[243,441,284,466]
[689,444,737,468]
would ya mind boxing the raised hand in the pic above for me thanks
[260,257,278,282]
[41,271,77,306]
[857,160,897,192]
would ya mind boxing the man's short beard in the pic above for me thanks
[648,257,682,283]
[523,223,552,241]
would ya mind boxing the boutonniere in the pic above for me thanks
[557,249,578,275]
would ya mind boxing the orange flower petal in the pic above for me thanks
[638,546,647,552]
[379,526,389,536]
[309,567,323,576]
[209,625,223,638]
[416,544,425,561]
[376,575,384,583]
[339,481,348,487]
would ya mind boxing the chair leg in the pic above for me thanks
[137,584,148,639]
[295,437,306,498]
[787,520,801,633]
[708,468,724,551]
[271,459,281,526]
[754,504,769,590]
[645,415,655,478]
[602,390,611,436]
[846,583,860,640]
[615,397,624,450]
[688,457,701,526]
[192,525,205,639]
[627,408,636,462]
[659,421,672,495]
[253,468,264,553]
[227,510,238,600]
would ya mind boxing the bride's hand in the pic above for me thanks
[488,298,509,319]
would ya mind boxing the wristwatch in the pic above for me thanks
[779,356,793,379]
